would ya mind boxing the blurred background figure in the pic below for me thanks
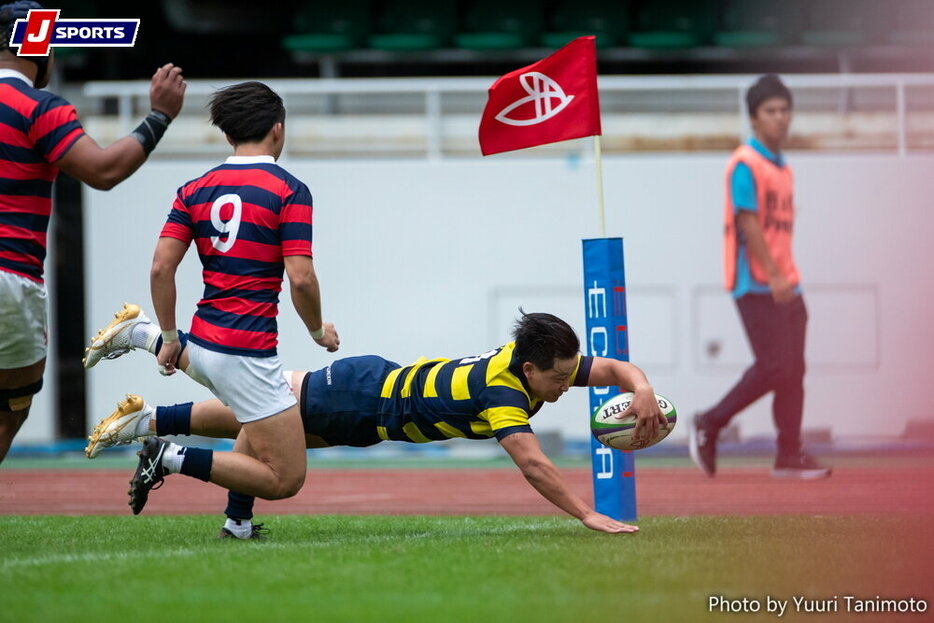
[690,74,830,480]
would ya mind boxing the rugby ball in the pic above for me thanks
[591,392,677,451]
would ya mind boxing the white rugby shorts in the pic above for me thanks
[185,341,297,423]
[0,270,48,368]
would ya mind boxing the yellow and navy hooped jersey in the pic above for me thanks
[375,341,593,442]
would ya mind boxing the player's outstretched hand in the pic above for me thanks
[581,511,639,534]
[313,322,340,353]
[150,63,186,119]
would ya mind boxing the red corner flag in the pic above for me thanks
[479,36,601,156]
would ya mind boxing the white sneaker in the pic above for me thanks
[83,303,151,369]
[771,453,832,480]
[85,394,154,458]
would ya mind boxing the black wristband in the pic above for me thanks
[130,109,172,156]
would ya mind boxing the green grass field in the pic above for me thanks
[2,514,932,622]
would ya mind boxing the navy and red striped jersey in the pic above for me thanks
[0,71,85,283]
[160,155,314,357]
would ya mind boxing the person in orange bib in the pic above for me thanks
[690,74,830,480]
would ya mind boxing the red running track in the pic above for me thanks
[2,465,933,517]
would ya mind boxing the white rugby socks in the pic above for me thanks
[160,442,186,474]
[223,518,254,539]
[130,321,160,354]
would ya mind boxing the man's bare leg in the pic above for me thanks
[0,359,45,464]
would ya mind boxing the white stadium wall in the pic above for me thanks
[18,151,934,445]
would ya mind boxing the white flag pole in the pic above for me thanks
[594,134,606,237]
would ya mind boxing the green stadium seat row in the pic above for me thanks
[282,0,934,55]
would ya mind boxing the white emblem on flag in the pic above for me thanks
[495,71,574,127]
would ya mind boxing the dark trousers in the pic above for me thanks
[702,293,808,458]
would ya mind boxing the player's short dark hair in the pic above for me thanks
[209,81,285,145]
[746,73,793,117]
[512,310,580,371]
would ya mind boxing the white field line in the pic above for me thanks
[1,542,295,571]
[0,520,566,571]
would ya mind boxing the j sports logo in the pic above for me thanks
[9,9,139,56]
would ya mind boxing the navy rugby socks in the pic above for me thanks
[178,447,213,481]
[155,402,193,436]
[160,443,213,482]
[225,491,256,521]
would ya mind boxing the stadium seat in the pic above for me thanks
[713,0,794,48]
[887,0,934,46]
[368,0,460,52]
[539,0,631,49]
[629,1,715,49]
[162,0,286,35]
[454,0,545,51]
[282,1,373,54]
[799,0,876,47]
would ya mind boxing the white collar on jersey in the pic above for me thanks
[225,155,276,165]
[0,68,34,87]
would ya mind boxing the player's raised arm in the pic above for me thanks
[587,357,666,442]
[498,431,638,534]
[55,63,186,190]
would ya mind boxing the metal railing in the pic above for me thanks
[82,73,934,159]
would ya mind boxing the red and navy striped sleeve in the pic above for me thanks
[160,191,194,244]
[30,93,84,163]
[279,182,313,257]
